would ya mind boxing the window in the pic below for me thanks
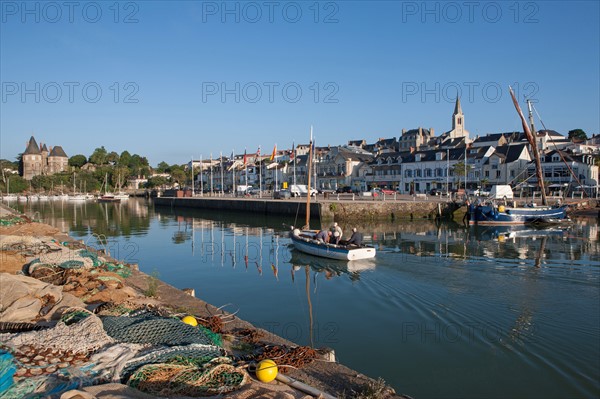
[496,171,501,178]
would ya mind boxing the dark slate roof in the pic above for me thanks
[488,144,529,163]
[473,133,506,143]
[376,137,398,145]
[41,143,48,152]
[348,140,365,147]
[24,136,41,155]
[437,137,467,149]
[402,128,431,137]
[293,154,309,167]
[338,148,373,162]
[49,146,68,158]
[543,149,593,163]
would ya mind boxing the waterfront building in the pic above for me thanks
[398,128,434,151]
[535,149,598,196]
[21,136,68,180]
[314,146,374,192]
[480,143,532,188]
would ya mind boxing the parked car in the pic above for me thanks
[430,188,441,196]
[290,185,318,197]
[273,189,291,199]
[248,188,261,195]
[472,189,490,196]
[336,186,353,194]
[380,188,395,195]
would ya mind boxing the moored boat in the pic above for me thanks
[469,202,568,225]
[2,194,17,202]
[69,194,87,201]
[98,195,121,203]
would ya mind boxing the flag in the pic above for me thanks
[290,141,295,160]
[243,149,247,165]
[257,146,261,156]
[270,144,277,161]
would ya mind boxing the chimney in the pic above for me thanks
[418,127,422,135]
[430,128,434,136]
[402,128,406,134]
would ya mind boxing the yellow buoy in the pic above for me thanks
[182,315,198,326]
[256,359,278,383]
[498,205,505,213]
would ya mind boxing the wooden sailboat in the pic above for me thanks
[289,128,376,260]
[468,88,568,225]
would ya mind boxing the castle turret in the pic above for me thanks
[22,136,42,180]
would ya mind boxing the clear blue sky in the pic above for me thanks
[1,0,599,166]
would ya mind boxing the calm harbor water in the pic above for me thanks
[6,198,600,398]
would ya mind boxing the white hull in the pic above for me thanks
[69,195,87,201]
[290,229,376,261]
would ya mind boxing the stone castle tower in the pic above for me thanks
[22,136,69,180]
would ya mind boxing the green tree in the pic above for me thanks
[69,154,87,168]
[1,175,28,193]
[107,151,120,165]
[568,129,587,141]
[112,166,130,189]
[89,146,108,165]
[170,165,187,185]
[0,159,18,171]
[144,175,168,188]
[452,161,467,188]
[155,161,170,173]
[31,175,55,191]
[119,150,132,167]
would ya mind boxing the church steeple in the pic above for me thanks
[451,96,464,136]
[454,96,462,115]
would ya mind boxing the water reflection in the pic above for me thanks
[7,199,151,238]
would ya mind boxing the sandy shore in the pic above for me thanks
[0,203,402,399]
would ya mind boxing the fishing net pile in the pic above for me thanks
[0,231,319,398]
[1,234,136,304]
[0,217,25,227]
[0,303,248,398]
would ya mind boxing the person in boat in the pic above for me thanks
[316,230,332,243]
[347,228,363,246]
[330,222,343,244]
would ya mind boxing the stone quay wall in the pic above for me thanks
[154,197,453,222]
